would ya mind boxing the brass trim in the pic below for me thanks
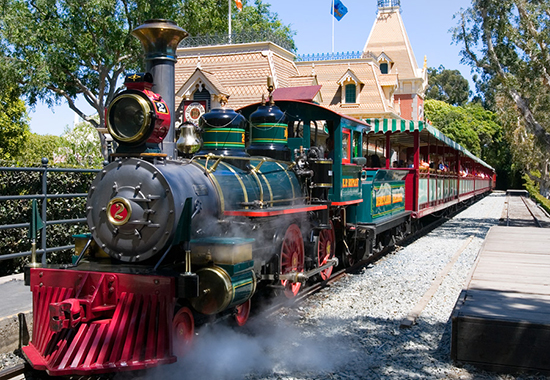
[107,197,132,226]
[107,93,152,143]
[193,161,225,213]
[248,169,264,206]
[259,172,274,205]
[275,162,296,199]
[219,161,249,208]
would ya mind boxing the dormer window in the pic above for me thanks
[377,52,393,75]
[345,83,356,103]
[337,69,362,105]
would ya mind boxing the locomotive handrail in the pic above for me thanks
[0,160,100,264]
[191,153,288,174]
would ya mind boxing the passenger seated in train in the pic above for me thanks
[370,154,381,168]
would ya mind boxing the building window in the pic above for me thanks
[345,84,356,103]
[380,62,389,74]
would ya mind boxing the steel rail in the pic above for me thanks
[520,196,543,228]
[0,363,26,380]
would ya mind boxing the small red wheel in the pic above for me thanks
[317,222,335,280]
[234,299,251,327]
[172,307,194,357]
[280,224,305,298]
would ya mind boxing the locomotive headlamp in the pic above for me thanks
[106,73,170,146]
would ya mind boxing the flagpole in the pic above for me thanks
[228,0,232,43]
[332,0,334,53]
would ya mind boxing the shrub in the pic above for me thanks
[523,173,550,215]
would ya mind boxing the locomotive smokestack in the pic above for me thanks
[132,19,188,159]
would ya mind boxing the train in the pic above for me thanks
[21,20,495,376]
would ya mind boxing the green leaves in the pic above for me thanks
[424,99,503,164]
[180,0,296,51]
[1,0,296,135]
[0,85,30,160]
[426,65,470,106]
[452,0,550,194]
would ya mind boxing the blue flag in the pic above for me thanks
[332,0,348,21]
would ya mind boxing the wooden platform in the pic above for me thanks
[451,226,550,374]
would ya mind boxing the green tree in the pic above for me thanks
[57,121,103,168]
[426,65,470,106]
[425,100,481,155]
[452,1,550,194]
[424,99,505,169]
[0,85,30,160]
[181,0,295,50]
[452,0,550,151]
[14,133,63,167]
[231,0,296,50]
[0,0,295,132]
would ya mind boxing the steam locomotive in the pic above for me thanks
[21,20,494,376]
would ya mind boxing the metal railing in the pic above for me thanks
[179,31,295,52]
[296,51,377,62]
[378,0,401,8]
[0,159,100,264]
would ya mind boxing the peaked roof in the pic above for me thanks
[363,8,420,80]
[176,68,229,98]
[337,68,363,86]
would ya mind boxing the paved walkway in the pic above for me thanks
[0,273,31,321]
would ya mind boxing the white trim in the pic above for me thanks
[336,68,363,86]
[377,52,393,63]
[266,50,278,88]
[176,68,228,99]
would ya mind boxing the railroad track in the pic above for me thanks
[505,193,548,228]
[0,363,25,380]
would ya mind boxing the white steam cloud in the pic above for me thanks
[138,308,351,380]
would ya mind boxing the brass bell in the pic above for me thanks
[177,122,202,154]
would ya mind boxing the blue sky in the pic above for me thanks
[28,0,474,136]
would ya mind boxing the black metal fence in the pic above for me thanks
[0,159,100,264]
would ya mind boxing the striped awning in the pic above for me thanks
[364,118,494,171]
[365,118,426,133]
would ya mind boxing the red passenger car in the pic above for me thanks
[364,119,495,218]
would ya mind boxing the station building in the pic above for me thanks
[174,0,427,127]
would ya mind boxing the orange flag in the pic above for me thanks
[235,0,242,11]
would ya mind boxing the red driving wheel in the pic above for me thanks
[172,307,194,357]
[280,224,305,298]
[234,299,251,327]
[317,222,335,280]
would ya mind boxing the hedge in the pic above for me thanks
[0,168,97,276]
